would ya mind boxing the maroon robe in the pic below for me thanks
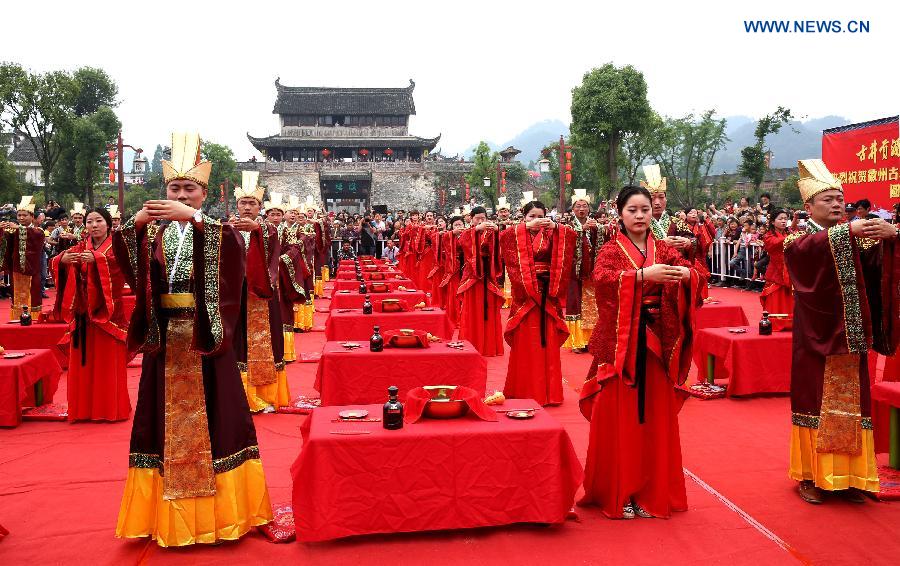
[2,224,45,315]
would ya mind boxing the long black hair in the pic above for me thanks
[522,200,547,216]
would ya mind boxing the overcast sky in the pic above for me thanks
[2,0,896,161]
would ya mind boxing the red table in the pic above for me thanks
[336,270,403,280]
[696,301,749,330]
[0,349,63,427]
[693,326,792,396]
[325,308,454,341]
[872,382,900,469]
[290,400,583,542]
[0,322,68,368]
[315,340,487,405]
[331,278,415,292]
[330,290,427,311]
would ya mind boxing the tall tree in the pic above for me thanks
[466,141,499,210]
[739,106,793,197]
[201,141,240,210]
[71,67,118,117]
[570,64,653,192]
[540,137,602,205]
[72,106,121,207]
[0,62,76,201]
[0,144,19,203]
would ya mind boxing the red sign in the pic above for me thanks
[822,116,900,209]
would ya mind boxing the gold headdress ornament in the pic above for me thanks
[798,159,842,202]
[108,204,120,219]
[496,196,510,210]
[234,171,265,203]
[640,164,667,194]
[304,194,318,212]
[264,191,285,212]
[462,204,472,215]
[453,207,462,216]
[287,194,302,211]
[520,190,534,209]
[17,195,35,214]
[162,132,212,188]
[571,188,592,205]
[70,202,87,217]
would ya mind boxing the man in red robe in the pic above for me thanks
[439,215,466,327]
[668,206,715,299]
[784,159,899,505]
[457,206,504,356]
[1,196,45,320]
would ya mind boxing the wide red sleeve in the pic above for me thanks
[246,223,279,300]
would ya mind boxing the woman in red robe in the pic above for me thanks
[415,211,438,295]
[501,201,575,405]
[457,207,504,356]
[760,209,796,331]
[579,185,702,520]
[439,216,465,326]
[53,207,130,422]
[427,217,447,308]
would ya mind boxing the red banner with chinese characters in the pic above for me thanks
[822,116,900,209]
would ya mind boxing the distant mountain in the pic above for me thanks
[464,120,569,165]
[710,115,850,173]
[461,115,852,173]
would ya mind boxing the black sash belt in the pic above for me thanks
[634,300,661,424]
[72,313,88,366]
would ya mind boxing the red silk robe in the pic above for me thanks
[784,223,899,492]
[669,217,714,299]
[1,225,45,318]
[457,226,504,356]
[501,223,575,405]
[579,232,701,519]
[439,231,464,326]
[416,225,438,295]
[760,229,793,331]
[52,236,130,422]
[427,228,446,308]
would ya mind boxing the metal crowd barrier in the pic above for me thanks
[709,239,767,285]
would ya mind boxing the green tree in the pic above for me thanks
[0,145,19,203]
[776,175,802,208]
[72,106,121,207]
[71,67,118,116]
[570,64,653,192]
[0,62,77,201]
[739,106,793,197]
[201,141,240,209]
[540,137,602,207]
[465,141,498,210]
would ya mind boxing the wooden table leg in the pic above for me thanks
[891,406,900,470]
[706,354,715,385]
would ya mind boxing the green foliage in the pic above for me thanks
[570,64,653,190]
[539,137,603,207]
[71,67,118,117]
[71,106,121,207]
[739,106,793,196]
[0,146,19,203]
[776,175,802,208]
[465,141,498,209]
[201,141,240,208]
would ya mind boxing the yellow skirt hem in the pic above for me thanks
[788,425,880,492]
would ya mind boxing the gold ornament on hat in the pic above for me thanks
[108,204,121,219]
[640,164,667,194]
[234,171,265,203]
[571,188,592,205]
[71,202,87,217]
[797,159,842,203]
[496,196,509,210]
[287,194,302,211]
[264,192,285,211]
[161,132,212,188]
[304,194,318,212]
[17,195,36,214]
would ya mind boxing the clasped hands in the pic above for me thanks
[850,217,897,240]
[640,263,690,283]
[135,200,198,229]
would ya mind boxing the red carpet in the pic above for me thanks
[1,287,898,565]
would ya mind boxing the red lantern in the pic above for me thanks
[384,148,393,156]
[109,172,115,183]
[321,149,331,158]
[465,182,470,201]
[359,149,369,156]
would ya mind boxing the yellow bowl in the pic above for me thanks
[422,385,469,419]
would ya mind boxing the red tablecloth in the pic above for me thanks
[693,326,792,396]
[331,278,415,292]
[335,270,404,280]
[330,290,427,311]
[290,399,583,542]
[325,309,454,341]
[0,322,68,369]
[696,301,749,330]
[314,340,487,405]
[0,349,63,427]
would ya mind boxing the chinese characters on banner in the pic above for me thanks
[822,116,900,209]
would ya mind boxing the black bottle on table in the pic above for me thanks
[20,305,32,327]
[362,294,373,315]
[759,311,772,336]
[370,325,384,352]
[383,385,403,430]
[359,280,368,294]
